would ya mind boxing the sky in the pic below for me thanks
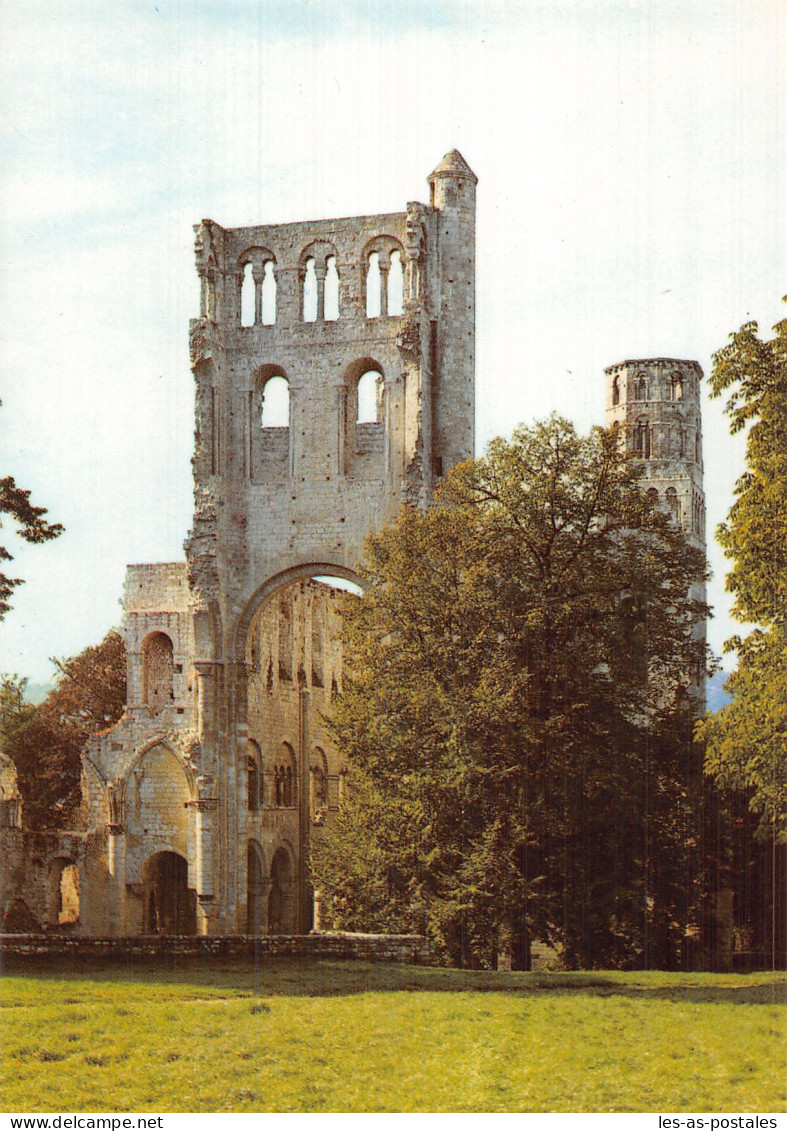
[1,0,785,684]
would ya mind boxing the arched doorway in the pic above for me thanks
[50,858,80,927]
[246,841,264,935]
[141,851,196,934]
[268,847,295,934]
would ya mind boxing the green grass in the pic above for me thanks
[1,959,785,1113]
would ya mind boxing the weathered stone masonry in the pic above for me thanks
[0,152,706,940]
[0,151,478,938]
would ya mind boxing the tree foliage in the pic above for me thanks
[0,630,126,829]
[697,307,787,844]
[0,474,64,620]
[708,311,787,627]
[313,416,709,968]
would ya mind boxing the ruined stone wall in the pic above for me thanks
[184,152,477,935]
[0,829,108,936]
[0,931,428,965]
[1,153,478,939]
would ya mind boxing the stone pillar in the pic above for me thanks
[379,260,390,317]
[315,264,326,322]
[252,266,264,325]
[312,889,325,932]
[187,773,219,935]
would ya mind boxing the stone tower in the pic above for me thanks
[167,150,478,934]
[604,357,706,698]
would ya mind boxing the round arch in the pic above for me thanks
[231,562,365,663]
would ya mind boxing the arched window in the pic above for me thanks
[311,748,329,821]
[261,261,277,325]
[247,742,261,811]
[695,431,701,463]
[387,250,404,315]
[357,371,380,423]
[285,765,294,807]
[671,373,684,401]
[57,863,80,925]
[261,376,289,428]
[302,258,318,322]
[634,418,651,458]
[366,252,381,318]
[665,487,680,524]
[277,743,296,807]
[142,632,174,715]
[240,262,255,327]
[646,487,659,508]
[634,373,648,401]
[612,375,620,406]
[324,256,339,321]
[246,842,263,935]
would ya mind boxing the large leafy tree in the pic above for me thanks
[697,309,787,844]
[0,630,126,829]
[314,416,709,969]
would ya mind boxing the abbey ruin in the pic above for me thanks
[0,152,705,937]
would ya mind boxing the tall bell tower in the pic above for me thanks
[605,357,707,701]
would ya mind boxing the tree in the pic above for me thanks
[1,470,64,619]
[697,308,787,844]
[313,416,709,968]
[0,630,127,828]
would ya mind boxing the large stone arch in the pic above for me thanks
[231,562,365,664]
[123,741,195,884]
[268,843,297,935]
[140,850,196,934]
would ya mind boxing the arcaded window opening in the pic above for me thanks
[634,418,651,459]
[633,374,648,401]
[665,487,680,524]
[387,250,404,315]
[240,262,255,327]
[275,743,297,807]
[247,742,261,811]
[303,258,318,322]
[142,632,175,715]
[324,256,339,320]
[261,261,277,325]
[671,373,684,401]
[357,370,381,424]
[366,252,381,318]
[612,375,620,406]
[261,376,290,428]
[311,747,329,821]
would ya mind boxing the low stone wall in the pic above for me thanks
[0,931,427,965]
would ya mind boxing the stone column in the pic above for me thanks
[379,261,390,317]
[252,266,264,325]
[315,264,326,322]
[187,773,219,936]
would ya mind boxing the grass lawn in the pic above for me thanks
[1,958,785,1113]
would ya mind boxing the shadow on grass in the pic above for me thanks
[2,954,786,1007]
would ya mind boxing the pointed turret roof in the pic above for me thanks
[428,149,477,184]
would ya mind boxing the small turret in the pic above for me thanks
[427,149,477,211]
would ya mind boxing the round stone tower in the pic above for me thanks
[605,357,705,547]
[604,357,707,701]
